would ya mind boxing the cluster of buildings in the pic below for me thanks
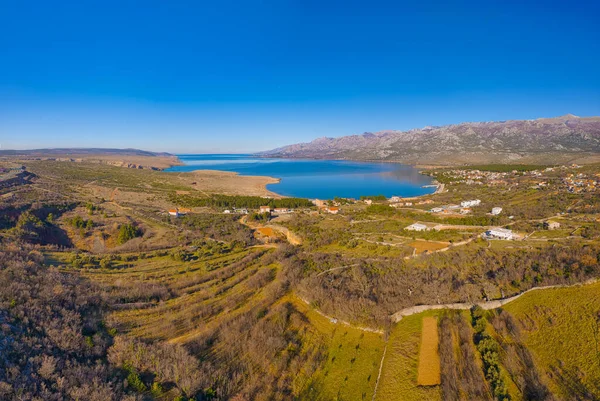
[427,199,503,216]
[429,165,599,197]
[405,222,517,240]
[310,199,342,214]
[562,173,600,193]
[389,197,433,207]
[429,169,516,186]
[429,199,480,215]
[223,208,249,215]
[257,206,294,215]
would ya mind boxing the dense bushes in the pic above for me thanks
[438,313,491,400]
[68,215,93,229]
[296,241,600,325]
[108,337,204,398]
[471,307,510,401]
[169,193,314,209]
[0,242,140,401]
[179,214,255,246]
[118,223,141,244]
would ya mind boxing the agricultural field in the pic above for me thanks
[375,311,442,401]
[408,240,449,255]
[416,317,441,386]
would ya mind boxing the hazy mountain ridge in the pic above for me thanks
[0,148,181,170]
[0,148,173,157]
[262,115,600,165]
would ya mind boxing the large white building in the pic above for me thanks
[405,223,429,231]
[461,199,481,207]
[485,227,513,240]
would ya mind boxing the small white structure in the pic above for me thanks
[491,207,503,215]
[544,221,560,230]
[259,206,272,214]
[168,209,179,217]
[223,209,231,214]
[405,202,413,206]
[405,223,429,231]
[461,199,481,207]
[389,196,402,203]
[485,227,513,240]
[364,199,373,205]
[273,207,291,214]
[430,207,444,213]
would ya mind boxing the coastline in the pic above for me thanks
[170,169,284,198]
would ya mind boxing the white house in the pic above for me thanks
[461,199,481,207]
[491,207,503,215]
[485,227,513,240]
[430,207,444,213]
[273,208,292,214]
[405,223,429,231]
[389,196,402,203]
[259,206,272,214]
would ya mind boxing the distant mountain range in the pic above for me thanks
[0,148,180,170]
[0,148,173,157]
[261,115,600,165]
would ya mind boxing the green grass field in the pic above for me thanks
[291,297,386,401]
[375,311,442,401]
[504,281,600,399]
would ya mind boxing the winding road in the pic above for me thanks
[390,278,598,322]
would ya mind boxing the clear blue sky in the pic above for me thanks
[1,0,599,153]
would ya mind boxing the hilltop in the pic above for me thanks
[261,115,600,165]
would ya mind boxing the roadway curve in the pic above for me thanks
[391,278,598,322]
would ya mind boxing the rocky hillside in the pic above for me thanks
[262,115,600,165]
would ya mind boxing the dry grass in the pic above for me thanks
[408,240,449,254]
[257,227,276,237]
[417,316,441,386]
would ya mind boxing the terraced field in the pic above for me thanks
[62,248,271,342]
[52,248,387,400]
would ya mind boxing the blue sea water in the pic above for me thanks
[166,154,435,199]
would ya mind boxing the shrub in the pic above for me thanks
[118,224,141,244]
